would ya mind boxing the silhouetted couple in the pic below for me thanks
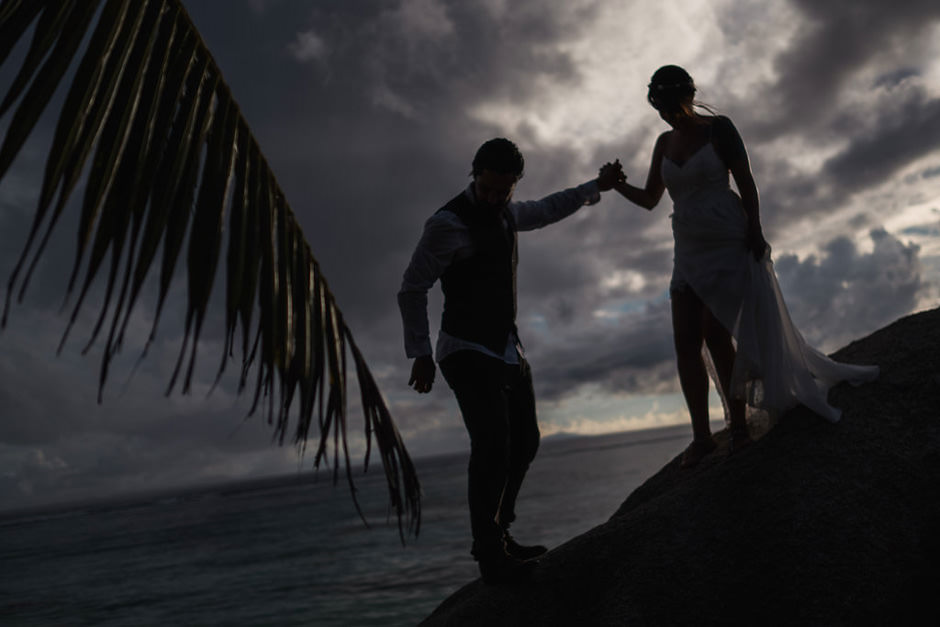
[398,65,877,585]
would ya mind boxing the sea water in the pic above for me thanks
[0,425,693,626]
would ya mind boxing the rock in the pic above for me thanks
[420,307,940,626]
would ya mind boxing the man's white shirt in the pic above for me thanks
[398,180,601,364]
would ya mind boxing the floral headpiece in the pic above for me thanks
[649,80,694,91]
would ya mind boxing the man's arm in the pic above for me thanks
[509,163,621,231]
[397,212,463,392]
[510,180,601,232]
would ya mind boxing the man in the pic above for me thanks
[398,138,622,584]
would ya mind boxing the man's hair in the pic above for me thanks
[471,137,525,179]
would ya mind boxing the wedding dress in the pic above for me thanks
[662,138,878,423]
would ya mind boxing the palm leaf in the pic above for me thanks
[0,0,420,538]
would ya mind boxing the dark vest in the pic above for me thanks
[438,192,518,354]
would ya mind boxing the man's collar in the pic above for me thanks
[463,182,476,204]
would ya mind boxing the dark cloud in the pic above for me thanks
[711,1,940,213]
[524,301,678,402]
[759,0,940,133]
[848,213,874,230]
[822,85,940,193]
[775,227,923,351]
[184,1,602,333]
[1,0,937,511]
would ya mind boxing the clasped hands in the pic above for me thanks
[597,159,627,191]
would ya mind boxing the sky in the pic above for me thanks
[1,0,939,513]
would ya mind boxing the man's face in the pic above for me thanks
[473,169,518,213]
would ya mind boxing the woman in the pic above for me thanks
[611,65,878,467]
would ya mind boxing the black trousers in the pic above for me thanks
[439,350,540,557]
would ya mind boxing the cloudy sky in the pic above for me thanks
[1,0,939,513]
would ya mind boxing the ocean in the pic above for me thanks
[0,424,695,626]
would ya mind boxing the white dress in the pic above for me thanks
[663,141,878,422]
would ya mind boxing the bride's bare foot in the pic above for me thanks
[681,437,717,468]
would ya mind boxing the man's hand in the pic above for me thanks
[409,355,436,393]
[597,159,626,191]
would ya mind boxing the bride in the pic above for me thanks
[610,65,878,467]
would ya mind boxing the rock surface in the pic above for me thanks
[420,307,940,626]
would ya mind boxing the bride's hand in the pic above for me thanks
[597,159,626,190]
[747,225,770,261]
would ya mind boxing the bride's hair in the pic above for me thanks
[647,65,716,120]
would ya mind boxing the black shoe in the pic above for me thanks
[503,532,548,561]
[478,550,537,585]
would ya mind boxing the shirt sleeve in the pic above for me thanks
[397,212,464,358]
[509,179,601,232]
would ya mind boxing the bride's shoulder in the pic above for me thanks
[708,114,738,132]
[652,130,673,158]
[655,130,674,145]
[709,116,748,165]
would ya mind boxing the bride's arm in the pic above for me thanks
[721,118,768,259]
[611,133,667,211]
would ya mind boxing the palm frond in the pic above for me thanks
[0,0,420,538]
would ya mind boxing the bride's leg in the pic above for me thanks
[671,289,713,448]
[703,309,750,448]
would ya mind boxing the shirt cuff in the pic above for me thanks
[580,179,602,205]
[405,341,433,359]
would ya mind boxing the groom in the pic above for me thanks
[398,138,622,584]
